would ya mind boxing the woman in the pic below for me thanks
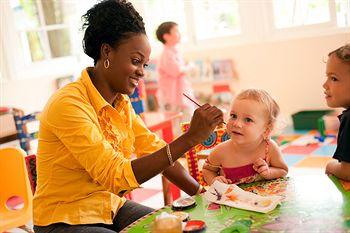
[33,0,223,232]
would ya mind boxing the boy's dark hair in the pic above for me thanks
[328,44,350,62]
[82,0,146,65]
[156,21,178,44]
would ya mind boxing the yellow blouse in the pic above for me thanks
[33,68,166,226]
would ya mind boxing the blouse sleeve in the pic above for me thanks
[131,109,167,157]
[43,95,140,195]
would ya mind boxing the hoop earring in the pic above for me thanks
[104,59,110,69]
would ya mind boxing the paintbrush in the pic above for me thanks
[183,93,226,125]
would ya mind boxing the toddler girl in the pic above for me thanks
[203,89,288,185]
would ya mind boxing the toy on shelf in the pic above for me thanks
[315,118,336,143]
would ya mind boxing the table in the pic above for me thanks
[122,168,350,232]
[142,111,183,205]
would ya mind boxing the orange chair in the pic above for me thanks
[0,148,33,232]
[181,123,230,186]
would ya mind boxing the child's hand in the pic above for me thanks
[212,176,232,184]
[253,158,271,179]
[325,160,337,175]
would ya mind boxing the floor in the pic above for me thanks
[5,127,336,232]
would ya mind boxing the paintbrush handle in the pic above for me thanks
[183,93,226,125]
[183,93,201,107]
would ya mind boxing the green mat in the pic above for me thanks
[122,170,350,232]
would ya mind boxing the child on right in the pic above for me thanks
[324,44,350,181]
[202,89,288,185]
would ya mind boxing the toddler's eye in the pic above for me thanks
[245,118,253,123]
[143,63,149,68]
[230,114,237,119]
[330,76,338,82]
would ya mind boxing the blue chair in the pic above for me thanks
[129,82,146,115]
[13,110,40,154]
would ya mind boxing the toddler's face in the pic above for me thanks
[323,54,350,109]
[226,99,269,144]
[165,26,181,45]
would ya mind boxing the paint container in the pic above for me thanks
[183,220,206,233]
[171,197,196,211]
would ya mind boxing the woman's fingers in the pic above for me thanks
[187,104,224,143]
[200,103,211,110]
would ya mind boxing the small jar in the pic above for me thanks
[151,215,182,233]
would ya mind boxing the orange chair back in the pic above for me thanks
[0,148,33,232]
[181,123,230,186]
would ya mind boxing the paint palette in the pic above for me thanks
[204,181,283,213]
[172,197,196,211]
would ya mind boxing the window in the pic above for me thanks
[138,0,188,45]
[273,0,331,29]
[192,0,240,40]
[272,0,350,29]
[1,0,348,81]
[336,0,350,27]
[10,0,73,64]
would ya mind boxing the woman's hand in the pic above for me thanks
[253,158,271,179]
[186,104,224,145]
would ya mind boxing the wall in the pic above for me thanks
[1,76,58,113]
[185,33,349,121]
[1,33,348,117]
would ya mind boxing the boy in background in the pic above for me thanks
[156,22,195,119]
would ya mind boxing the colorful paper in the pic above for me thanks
[204,181,283,213]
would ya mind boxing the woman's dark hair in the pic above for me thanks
[82,0,146,65]
[156,21,178,44]
[328,44,350,62]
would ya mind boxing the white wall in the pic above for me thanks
[1,76,57,113]
[1,32,348,116]
[185,33,349,120]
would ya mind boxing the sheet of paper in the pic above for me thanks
[204,181,283,213]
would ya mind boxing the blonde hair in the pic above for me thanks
[235,89,280,127]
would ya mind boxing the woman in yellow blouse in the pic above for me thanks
[33,1,223,232]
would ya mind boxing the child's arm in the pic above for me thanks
[202,147,231,185]
[326,159,350,181]
[253,140,288,180]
